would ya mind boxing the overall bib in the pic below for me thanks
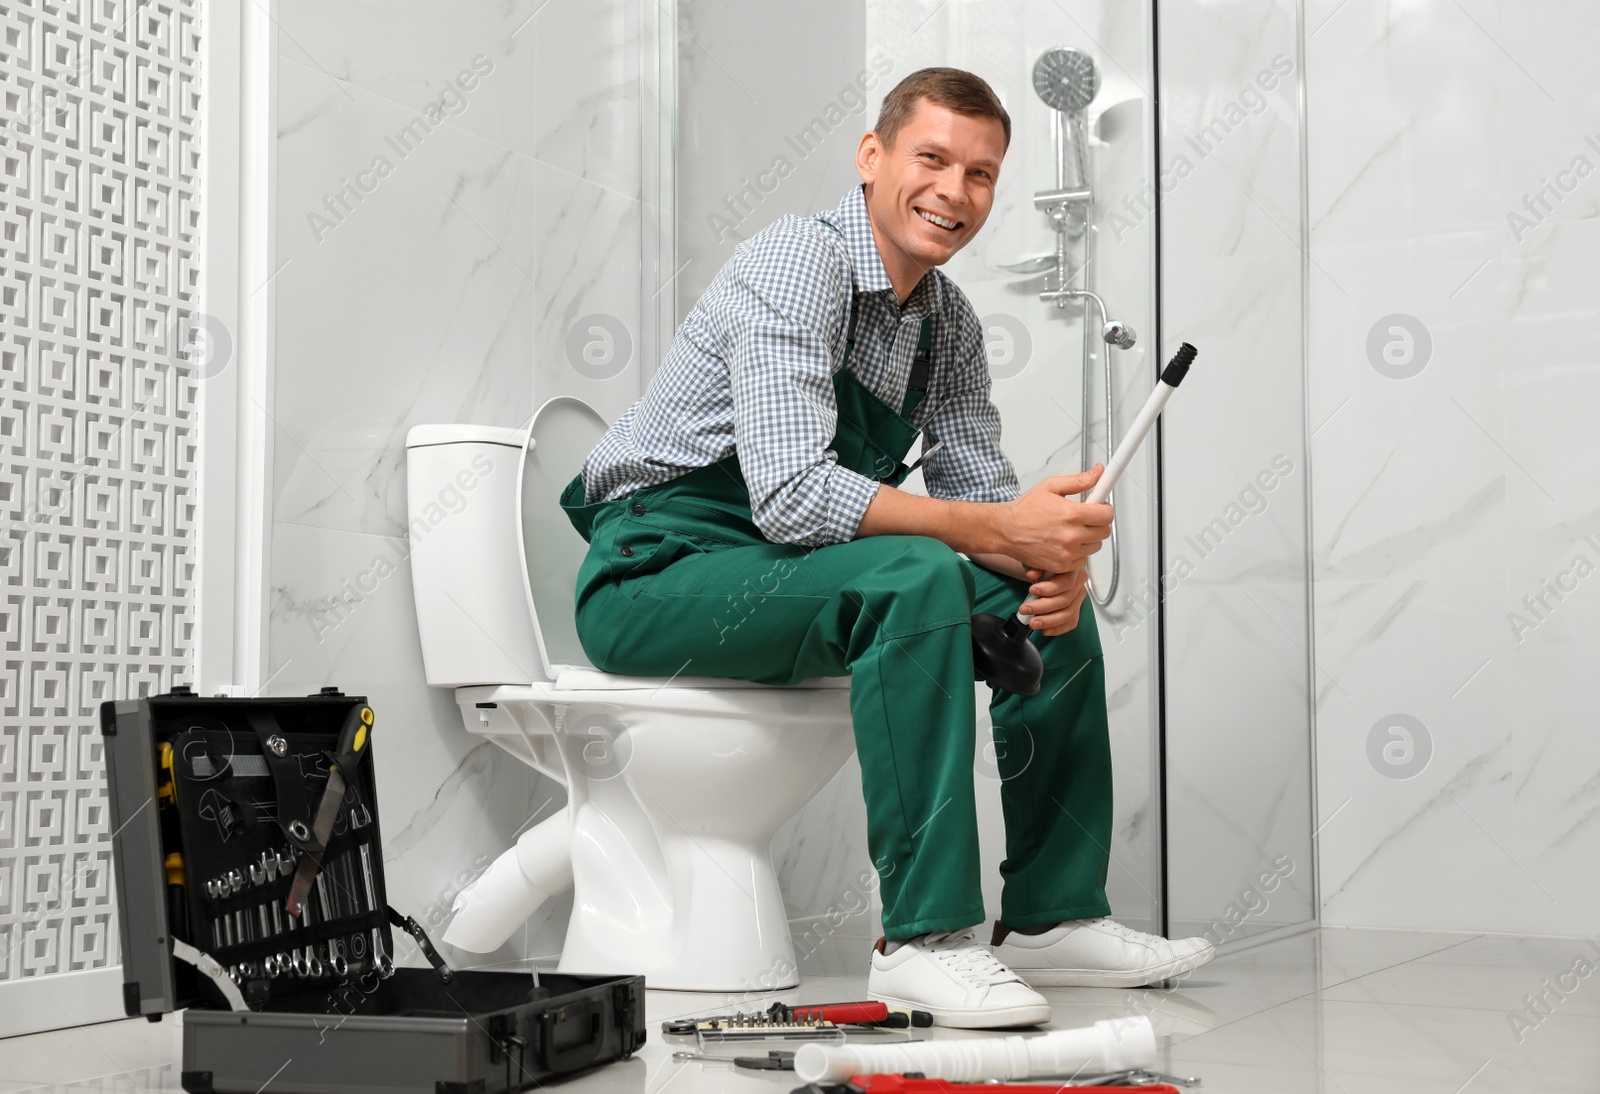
[559,283,1114,939]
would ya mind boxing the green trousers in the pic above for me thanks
[565,481,1114,939]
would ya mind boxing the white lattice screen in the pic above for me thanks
[0,0,203,989]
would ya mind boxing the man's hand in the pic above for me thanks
[855,464,1114,619]
[1018,567,1091,635]
[997,465,1114,574]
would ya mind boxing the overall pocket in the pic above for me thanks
[630,481,767,547]
[608,517,732,599]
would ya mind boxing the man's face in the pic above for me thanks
[857,99,1007,275]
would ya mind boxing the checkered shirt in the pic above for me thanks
[579,183,1020,546]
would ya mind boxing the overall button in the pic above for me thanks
[619,545,635,557]
[631,502,646,515]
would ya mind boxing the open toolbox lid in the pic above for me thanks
[100,686,447,1017]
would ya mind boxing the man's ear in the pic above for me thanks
[856,130,881,184]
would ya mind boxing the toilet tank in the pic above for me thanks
[405,424,541,687]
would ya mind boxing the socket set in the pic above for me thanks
[103,688,646,1094]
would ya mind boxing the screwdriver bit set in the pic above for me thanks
[102,688,645,1094]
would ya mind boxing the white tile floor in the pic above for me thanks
[1,927,1594,1092]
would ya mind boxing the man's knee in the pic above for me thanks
[866,536,974,620]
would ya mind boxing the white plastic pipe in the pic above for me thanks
[792,1016,1156,1083]
[1018,344,1196,623]
[442,807,573,952]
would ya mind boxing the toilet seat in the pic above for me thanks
[552,666,850,691]
[516,397,610,682]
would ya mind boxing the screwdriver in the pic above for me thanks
[783,1001,933,1028]
[165,852,187,943]
[286,703,373,918]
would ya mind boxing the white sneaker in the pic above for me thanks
[868,929,1052,1029]
[991,917,1216,988]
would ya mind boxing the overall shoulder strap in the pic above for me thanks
[906,315,933,395]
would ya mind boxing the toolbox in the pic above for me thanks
[101,686,646,1094]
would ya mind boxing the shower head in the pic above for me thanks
[1032,48,1100,114]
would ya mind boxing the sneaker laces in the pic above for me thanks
[1081,916,1147,940]
[923,929,1022,986]
[1073,917,1173,951]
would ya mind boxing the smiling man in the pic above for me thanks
[560,68,1215,1027]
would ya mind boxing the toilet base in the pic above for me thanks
[557,815,800,992]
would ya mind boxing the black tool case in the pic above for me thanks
[101,687,646,1094]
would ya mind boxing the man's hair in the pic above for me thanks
[873,67,1011,151]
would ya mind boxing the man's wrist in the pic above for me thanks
[970,497,1007,555]
[945,495,1007,555]
[858,485,1010,555]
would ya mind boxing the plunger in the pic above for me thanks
[972,342,1198,696]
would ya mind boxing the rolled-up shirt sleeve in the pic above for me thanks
[920,298,1022,503]
[724,227,882,546]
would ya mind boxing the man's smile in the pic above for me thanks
[914,206,964,232]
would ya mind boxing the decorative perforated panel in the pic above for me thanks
[0,0,203,983]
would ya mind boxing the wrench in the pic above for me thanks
[358,843,378,915]
[316,871,334,925]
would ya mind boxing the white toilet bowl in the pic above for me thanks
[405,398,856,990]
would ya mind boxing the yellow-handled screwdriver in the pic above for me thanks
[285,703,373,918]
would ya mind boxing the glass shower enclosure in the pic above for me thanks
[661,0,1316,953]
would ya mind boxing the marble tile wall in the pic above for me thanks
[1305,1,1600,934]
[268,0,656,968]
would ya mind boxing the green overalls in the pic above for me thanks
[559,273,1114,939]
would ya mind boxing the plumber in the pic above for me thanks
[559,67,1215,1027]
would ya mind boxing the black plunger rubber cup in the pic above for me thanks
[970,612,1044,697]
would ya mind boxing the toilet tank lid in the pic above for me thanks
[406,423,529,449]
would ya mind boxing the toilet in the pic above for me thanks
[404,397,856,990]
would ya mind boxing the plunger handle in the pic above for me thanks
[1015,343,1197,625]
